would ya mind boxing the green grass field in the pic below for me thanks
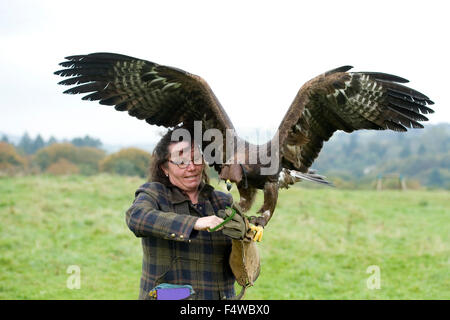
[0,174,448,299]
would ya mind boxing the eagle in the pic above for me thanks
[55,52,434,240]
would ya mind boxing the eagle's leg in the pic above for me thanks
[237,186,257,212]
[237,186,263,242]
[257,181,279,225]
[248,181,279,242]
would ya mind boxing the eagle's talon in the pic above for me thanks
[249,224,264,242]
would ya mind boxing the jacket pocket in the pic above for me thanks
[155,256,199,291]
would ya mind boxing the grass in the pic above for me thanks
[0,174,448,299]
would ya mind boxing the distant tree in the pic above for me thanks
[428,168,443,187]
[47,136,58,146]
[1,134,9,144]
[418,124,450,154]
[0,142,26,174]
[418,144,427,155]
[33,143,105,175]
[369,141,387,159]
[46,158,80,175]
[76,147,106,175]
[18,132,33,155]
[71,135,102,148]
[400,144,411,157]
[396,132,406,142]
[33,143,77,171]
[32,134,46,154]
[343,134,359,155]
[111,159,139,176]
[440,152,450,169]
[99,148,151,178]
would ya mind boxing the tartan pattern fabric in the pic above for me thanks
[126,181,236,300]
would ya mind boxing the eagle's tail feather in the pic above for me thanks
[279,168,333,188]
[291,169,334,186]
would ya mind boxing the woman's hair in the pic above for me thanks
[148,129,209,185]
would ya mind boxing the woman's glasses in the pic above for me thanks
[169,155,203,169]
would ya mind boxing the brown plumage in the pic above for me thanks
[55,53,434,228]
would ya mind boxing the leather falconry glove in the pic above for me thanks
[216,203,247,240]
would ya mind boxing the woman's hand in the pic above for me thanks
[194,216,224,231]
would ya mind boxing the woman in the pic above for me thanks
[126,130,246,300]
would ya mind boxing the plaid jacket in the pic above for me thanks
[126,181,236,300]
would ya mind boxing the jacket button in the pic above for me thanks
[179,235,184,239]
[171,233,176,238]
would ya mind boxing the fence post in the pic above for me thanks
[377,174,383,191]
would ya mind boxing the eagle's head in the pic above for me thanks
[218,163,243,191]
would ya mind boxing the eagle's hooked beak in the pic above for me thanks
[226,179,232,191]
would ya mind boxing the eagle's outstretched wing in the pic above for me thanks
[278,66,434,173]
[55,52,234,133]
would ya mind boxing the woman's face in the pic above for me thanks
[163,141,204,193]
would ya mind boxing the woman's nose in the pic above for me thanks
[186,161,196,170]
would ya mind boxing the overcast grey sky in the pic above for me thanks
[1,0,448,145]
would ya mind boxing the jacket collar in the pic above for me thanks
[166,181,214,204]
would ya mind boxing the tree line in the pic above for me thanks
[1,133,102,155]
[312,123,450,189]
[1,123,449,189]
[0,134,151,178]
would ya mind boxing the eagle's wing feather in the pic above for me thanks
[55,52,234,132]
[278,66,434,173]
